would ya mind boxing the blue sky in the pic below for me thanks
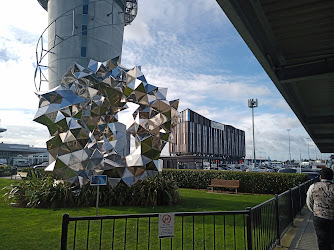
[0,0,328,161]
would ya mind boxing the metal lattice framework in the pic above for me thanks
[125,0,138,25]
[34,57,179,186]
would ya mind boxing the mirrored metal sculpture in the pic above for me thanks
[34,57,179,186]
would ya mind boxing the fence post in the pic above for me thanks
[298,184,302,214]
[246,207,253,250]
[275,194,281,247]
[61,213,70,250]
[289,188,294,226]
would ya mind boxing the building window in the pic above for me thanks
[81,47,86,57]
[83,5,88,14]
[82,25,87,36]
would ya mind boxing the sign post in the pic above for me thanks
[90,175,107,216]
[96,185,100,216]
[159,213,175,239]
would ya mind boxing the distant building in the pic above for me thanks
[163,109,245,169]
[0,143,48,166]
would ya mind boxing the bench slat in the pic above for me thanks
[209,184,239,188]
[208,179,239,194]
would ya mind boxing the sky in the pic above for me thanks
[0,0,330,162]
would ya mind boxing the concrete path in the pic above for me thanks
[275,207,318,250]
[0,175,22,180]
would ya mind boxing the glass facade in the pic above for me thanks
[170,109,245,159]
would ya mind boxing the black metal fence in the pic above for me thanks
[61,180,313,250]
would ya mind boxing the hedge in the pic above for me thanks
[162,169,309,194]
[0,165,12,177]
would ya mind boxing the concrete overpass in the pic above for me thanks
[216,0,334,153]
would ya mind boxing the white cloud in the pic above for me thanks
[123,31,209,72]
[234,113,313,161]
[134,0,226,33]
[0,1,47,33]
[124,20,154,45]
[0,0,318,161]
[131,65,274,111]
[0,0,47,146]
[0,110,48,147]
[274,99,293,112]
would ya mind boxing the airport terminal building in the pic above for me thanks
[165,109,245,168]
[0,143,48,167]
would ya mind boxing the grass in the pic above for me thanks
[0,179,272,249]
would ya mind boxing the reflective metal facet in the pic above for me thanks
[34,58,179,186]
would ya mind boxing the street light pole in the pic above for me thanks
[248,99,258,169]
[299,148,302,173]
[287,129,291,164]
[306,138,310,160]
[314,145,317,161]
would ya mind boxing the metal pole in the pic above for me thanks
[306,138,310,160]
[248,99,258,169]
[96,185,100,216]
[252,107,256,168]
[275,195,280,247]
[299,149,302,173]
[61,213,70,250]
[287,129,291,163]
[289,188,294,225]
[314,145,317,160]
[246,207,253,250]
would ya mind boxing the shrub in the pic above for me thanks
[3,170,74,208]
[162,169,308,194]
[0,165,13,177]
[21,167,57,179]
[3,171,181,208]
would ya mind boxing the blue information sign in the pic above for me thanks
[90,175,107,186]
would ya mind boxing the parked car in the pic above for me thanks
[278,168,297,173]
[301,169,321,181]
[33,162,49,169]
[302,172,320,181]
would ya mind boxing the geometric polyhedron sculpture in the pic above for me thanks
[34,57,179,187]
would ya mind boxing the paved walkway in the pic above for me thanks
[275,207,318,250]
[0,175,22,180]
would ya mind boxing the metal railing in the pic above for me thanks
[60,179,313,250]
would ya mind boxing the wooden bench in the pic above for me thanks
[208,179,240,194]
[15,172,28,179]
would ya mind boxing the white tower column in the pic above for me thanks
[37,0,137,89]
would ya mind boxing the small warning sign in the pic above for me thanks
[158,213,175,239]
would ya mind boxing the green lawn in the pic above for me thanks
[0,179,272,249]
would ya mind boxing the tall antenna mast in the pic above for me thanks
[248,99,258,168]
